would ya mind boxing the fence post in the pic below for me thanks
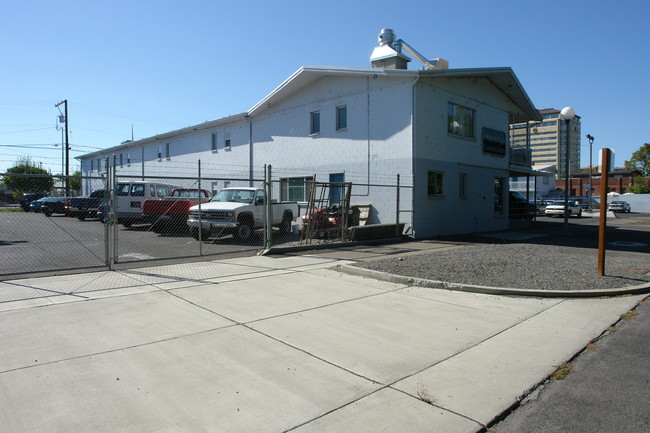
[104,158,111,268]
[265,165,272,250]
[197,159,203,255]
[396,174,400,239]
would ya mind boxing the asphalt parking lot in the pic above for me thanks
[0,210,298,277]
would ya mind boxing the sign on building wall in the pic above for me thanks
[482,127,506,156]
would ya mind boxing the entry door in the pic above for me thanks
[329,173,344,206]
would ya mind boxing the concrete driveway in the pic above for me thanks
[0,253,645,432]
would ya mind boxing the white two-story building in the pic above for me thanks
[79,30,540,239]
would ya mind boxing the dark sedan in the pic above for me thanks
[41,197,70,217]
[29,197,50,213]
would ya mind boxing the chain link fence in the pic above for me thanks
[0,167,411,279]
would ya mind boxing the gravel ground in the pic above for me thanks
[353,243,650,291]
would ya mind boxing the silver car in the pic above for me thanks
[544,200,582,218]
[608,201,631,213]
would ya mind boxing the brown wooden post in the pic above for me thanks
[597,148,611,276]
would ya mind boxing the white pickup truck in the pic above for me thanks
[186,187,299,242]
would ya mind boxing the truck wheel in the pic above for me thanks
[44,210,52,217]
[279,214,292,234]
[78,214,86,221]
[122,221,132,228]
[234,220,253,242]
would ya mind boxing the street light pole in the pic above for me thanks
[559,106,575,232]
[586,134,594,210]
[55,100,69,196]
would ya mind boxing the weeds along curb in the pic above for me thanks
[334,264,650,298]
[481,294,649,432]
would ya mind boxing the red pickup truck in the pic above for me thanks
[142,188,211,233]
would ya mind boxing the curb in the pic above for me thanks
[335,264,650,298]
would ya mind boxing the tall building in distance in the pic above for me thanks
[509,108,581,179]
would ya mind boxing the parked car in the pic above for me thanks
[116,181,179,228]
[20,192,48,211]
[508,191,536,219]
[143,188,211,233]
[97,203,106,223]
[29,197,50,213]
[41,197,70,217]
[67,190,107,220]
[608,200,631,213]
[544,200,582,218]
[533,200,548,215]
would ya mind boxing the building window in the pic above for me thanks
[224,132,231,149]
[280,176,314,202]
[165,143,170,159]
[427,171,444,197]
[494,177,505,215]
[119,154,123,167]
[448,102,475,138]
[90,160,94,172]
[310,111,320,135]
[157,145,162,160]
[336,106,347,130]
[459,173,467,198]
[211,133,217,151]
[127,153,131,166]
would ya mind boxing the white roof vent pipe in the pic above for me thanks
[370,29,449,70]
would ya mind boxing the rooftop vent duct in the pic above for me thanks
[370,29,449,70]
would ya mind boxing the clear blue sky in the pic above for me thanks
[2,0,648,174]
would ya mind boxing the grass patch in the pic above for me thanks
[550,362,573,380]
[416,380,433,404]
[0,207,22,212]
[621,311,639,320]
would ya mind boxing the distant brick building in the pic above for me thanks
[555,169,644,196]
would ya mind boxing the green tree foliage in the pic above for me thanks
[2,157,54,195]
[627,176,650,194]
[69,170,82,193]
[624,143,650,176]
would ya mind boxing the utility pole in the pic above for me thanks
[55,100,69,196]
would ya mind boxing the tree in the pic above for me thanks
[624,143,650,176]
[2,157,54,196]
[627,176,650,194]
[69,170,82,193]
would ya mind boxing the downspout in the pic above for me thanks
[410,74,420,237]
[365,76,371,195]
[246,115,253,186]
[141,145,145,180]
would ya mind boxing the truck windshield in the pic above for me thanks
[212,189,254,204]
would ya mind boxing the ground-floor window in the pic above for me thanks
[494,177,505,215]
[459,172,467,198]
[281,176,314,202]
[427,171,444,197]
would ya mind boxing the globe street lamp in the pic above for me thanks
[559,106,575,232]
[586,134,595,210]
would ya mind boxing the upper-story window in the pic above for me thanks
[211,133,217,152]
[165,143,170,159]
[224,132,231,149]
[448,102,475,139]
[157,145,162,160]
[310,111,320,135]
[336,106,347,130]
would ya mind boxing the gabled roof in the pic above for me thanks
[248,66,541,123]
